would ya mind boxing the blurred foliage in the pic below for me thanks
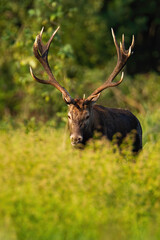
[0,0,160,122]
[0,111,160,240]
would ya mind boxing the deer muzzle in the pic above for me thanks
[70,134,83,146]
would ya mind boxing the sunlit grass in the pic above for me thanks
[0,110,160,240]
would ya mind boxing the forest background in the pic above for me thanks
[0,0,160,124]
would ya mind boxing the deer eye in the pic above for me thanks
[68,114,71,119]
[85,115,89,120]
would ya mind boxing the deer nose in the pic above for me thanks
[70,134,83,145]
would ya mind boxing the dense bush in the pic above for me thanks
[0,0,160,121]
[0,110,160,240]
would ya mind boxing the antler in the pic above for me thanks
[30,26,74,104]
[86,28,134,101]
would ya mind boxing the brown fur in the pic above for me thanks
[68,99,142,153]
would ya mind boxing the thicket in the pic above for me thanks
[0,0,160,123]
[0,110,160,240]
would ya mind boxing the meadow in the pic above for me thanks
[1,1,160,239]
[0,107,160,240]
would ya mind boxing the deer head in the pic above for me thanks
[30,27,134,146]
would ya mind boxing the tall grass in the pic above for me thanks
[0,110,160,240]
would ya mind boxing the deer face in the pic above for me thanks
[67,99,93,146]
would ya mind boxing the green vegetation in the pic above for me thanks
[0,0,159,120]
[0,0,160,239]
[0,111,160,240]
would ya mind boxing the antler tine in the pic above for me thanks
[109,71,124,87]
[36,27,45,56]
[46,26,60,51]
[86,29,134,101]
[131,35,135,50]
[30,66,50,84]
[36,26,60,58]
[30,26,73,104]
[111,28,120,57]
[111,28,117,48]
[122,33,125,50]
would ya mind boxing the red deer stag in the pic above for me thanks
[30,27,142,153]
